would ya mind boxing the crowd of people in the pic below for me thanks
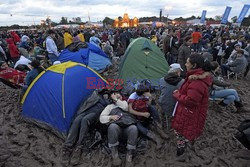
[0,24,250,166]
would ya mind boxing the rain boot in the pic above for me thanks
[70,145,82,165]
[146,131,162,150]
[234,101,249,112]
[110,146,121,166]
[125,149,133,167]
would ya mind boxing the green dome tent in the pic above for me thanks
[118,37,169,85]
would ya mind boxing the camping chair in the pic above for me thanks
[227,71,242,80]
[0,77,23,102]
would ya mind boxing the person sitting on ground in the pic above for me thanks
[221,50,248,77]
[62,89,111,165]
[159,63,185,130]
[14,55,31,72]
[191,61,248,112]
[0,60,26,87]
[128,83,163,149]
[100,91,138,166]
[22,59,44,92]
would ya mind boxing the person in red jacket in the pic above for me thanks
[6,38,20,63]
[171,53,212,160]
[10,31,21,44]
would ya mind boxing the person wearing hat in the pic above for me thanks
[221,49,248,77]
[23,59,44,92]
[159,63,185,130]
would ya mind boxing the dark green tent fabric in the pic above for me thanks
[118,37,169,85]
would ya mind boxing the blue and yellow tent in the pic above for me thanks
[21,61,106,136]
[58,43,112,73]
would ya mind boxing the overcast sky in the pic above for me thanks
[0,0,249,26]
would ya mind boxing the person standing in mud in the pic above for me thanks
[171,53,212,161]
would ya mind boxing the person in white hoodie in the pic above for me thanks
[45,30,59,64]
[14,55,31,71]
[99,91,138,166]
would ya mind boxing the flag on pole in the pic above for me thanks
[221,6,232,24]
[200,10,207,24]
[236,4,250,24]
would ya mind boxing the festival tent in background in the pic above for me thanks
[58,42,112,73]
[118,37,169,86]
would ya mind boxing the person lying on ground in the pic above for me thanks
[0,60,26,87]
[62,89,111,166]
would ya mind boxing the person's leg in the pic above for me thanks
[124,125,138,150]
[148,105,160,123]
[76,112,98,146]
[136,122,149,136]
[64,114,84,148]
[211,89,239,105]
[124,125,138,164]
[220,64,231,76]
[70,113,98,165]
[175,130,189,156]
[108,123,122,166]
[48,53,58,64]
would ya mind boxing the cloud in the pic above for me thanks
[0,0,249,26]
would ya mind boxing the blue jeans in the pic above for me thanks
[136,105,160,136]
[48,53,58,64]
[221,64,232,76]
[210,89,240,105]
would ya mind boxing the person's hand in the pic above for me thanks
[142,112,150,118]
[116,93,122,100]
[173,90,179,94]
[189,75,199,80]
[143,92,151,98]
[111,93,118,101]
[110,115,120,121]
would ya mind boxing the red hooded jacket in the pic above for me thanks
[171,68,212,141]
[6,38,19,58]
[10,32,21,43]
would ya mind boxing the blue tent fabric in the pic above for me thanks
[58,42,111,72]
[22,62,106,134]
[88,51,112,72]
